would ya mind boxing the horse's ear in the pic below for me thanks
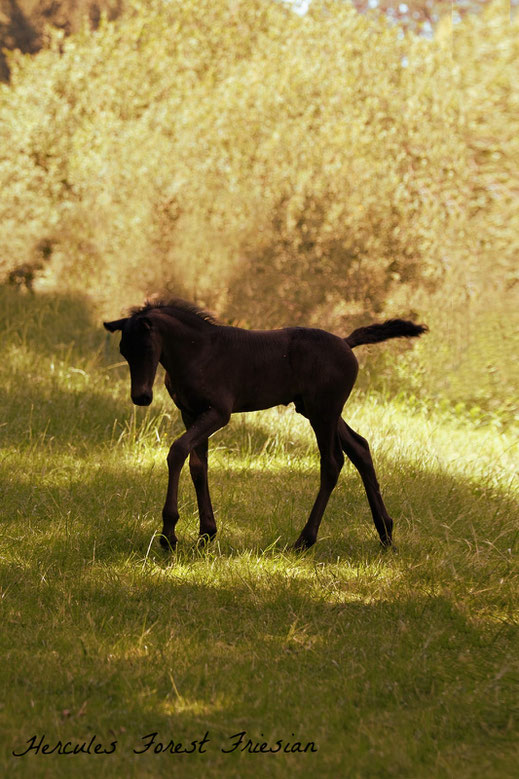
[104,318,127,332]
[137,316,152,332]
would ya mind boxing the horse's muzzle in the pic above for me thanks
[132,392,153,406]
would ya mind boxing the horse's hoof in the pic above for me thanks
[159,534,177,552]
[291,535,315,552]
[198,530,217,544]
[195,532,216,550]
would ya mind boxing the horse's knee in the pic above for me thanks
[355,443,372,470]
[167,440,189,469]
[348,429,371,458]
[357,434,371,456]
[341,428,372,471]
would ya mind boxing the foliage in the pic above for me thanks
[0,0,516,326]
[0,0,125,80]
[453,0,519,293]
[349,0,519,37]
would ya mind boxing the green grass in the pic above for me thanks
[1,288,518,778]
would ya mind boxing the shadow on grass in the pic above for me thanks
[0,382,131,447]
[0,286,132,445]
[0,285,105,356]
[4,571,517,779]
[2,407,517,776]
[2,444,517,568]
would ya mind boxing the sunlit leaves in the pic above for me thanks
[0,0,517,321]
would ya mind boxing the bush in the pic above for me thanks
[0,0,517,328]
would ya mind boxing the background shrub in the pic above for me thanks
[0,0,517,412]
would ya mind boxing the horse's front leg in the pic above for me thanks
[181,412,216,544]
[161,407,230,550]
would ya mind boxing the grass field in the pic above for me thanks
[1,288,518,778]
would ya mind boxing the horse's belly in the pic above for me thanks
[236,396,293,413]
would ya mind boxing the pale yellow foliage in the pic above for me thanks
[0,0,516,324]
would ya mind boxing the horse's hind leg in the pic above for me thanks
[338,419,393,546]
[293,415,344,550]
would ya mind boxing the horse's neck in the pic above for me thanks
[153,310,212,369]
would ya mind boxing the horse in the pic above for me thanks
[104,299,427,551]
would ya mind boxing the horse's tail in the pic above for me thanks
[345,319,428,349]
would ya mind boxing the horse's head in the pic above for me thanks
[104,315,161,406]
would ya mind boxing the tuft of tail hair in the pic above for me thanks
[345,319,428,349]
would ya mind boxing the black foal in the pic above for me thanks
[105,300,427,550]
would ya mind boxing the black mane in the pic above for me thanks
[129,298,219,326]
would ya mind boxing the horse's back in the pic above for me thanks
[213,325,358,412]
[287,327,358,401]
